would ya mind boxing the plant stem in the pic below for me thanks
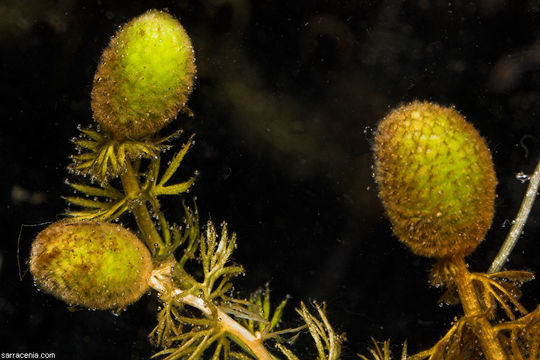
[452,257,506,360]
[489,158,540,273]
[148,272,275,360]
[120,161,165,255]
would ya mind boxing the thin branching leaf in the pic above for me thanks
[276,344,300,360]
[64,196,110,209]
[80,128,102,141]
[155,178,196,196]
[68,182,123,199]
[486,270,535,283]
[269,297,288,332]
[159,135,194,187]
[73,139,98,150]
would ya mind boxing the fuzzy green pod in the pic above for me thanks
[30,221,153,310]
[91,9,196,139]
[374,101,497,258]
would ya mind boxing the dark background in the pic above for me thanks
[1,0,540,359]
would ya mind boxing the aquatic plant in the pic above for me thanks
[26,7,540,360]
[361,102,540,360]
[29,9,341,360]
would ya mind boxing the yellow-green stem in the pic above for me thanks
[120,161,165,255]
[452,257,506,360]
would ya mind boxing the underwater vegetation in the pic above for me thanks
[18,4,539,360]
[28,10,341,360]
[367,102,540,359]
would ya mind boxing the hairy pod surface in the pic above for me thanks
[30,221,153,310]
[374,101,497,258]
[91,9,196,139]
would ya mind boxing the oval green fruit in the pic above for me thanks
[91,9,196,139]
[374,101,497,258]
[30,221,153,310]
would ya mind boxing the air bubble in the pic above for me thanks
[363,126,375,141]
[515,171,530,183]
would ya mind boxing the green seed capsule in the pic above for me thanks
[30,221,153,310]
[374,101,497,258]
[91,9,196,139]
